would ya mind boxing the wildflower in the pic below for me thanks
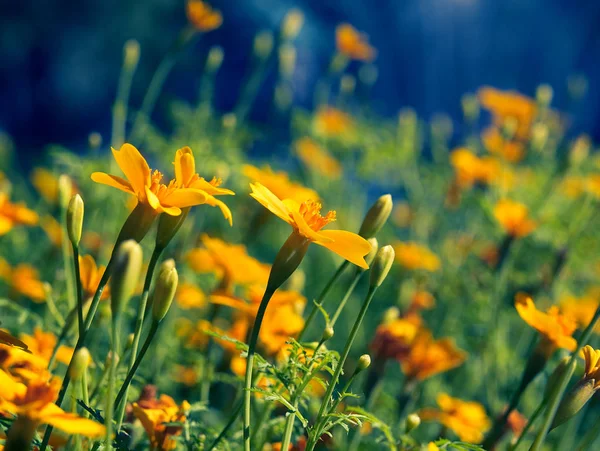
[335,23,376,61]
[18,328,74,369]
[249,183,372,269]
[186,235,270,291]
[400,329,467,381]
[450,148,501,188]
[478,87,537,140]
[419,393,491,443]
[0,329,29,352]
[0,192,38,235]
[0,370,105,438]
[493,199,537,238]
[30,168,76,205]
[560,291,600,333]
[186,0,222,32]
[172,365,199,387]
[0,259,46,302]
[313,106,354,138]
[176,282,206,309]
[481,127,525,163]
[40,215,63,247]
[294,137,342,179]
[393,241,441,272]
[243,164,318,203]
[560,176,587,199]
[506,410,527,440]
[271,436,307,451]
[132,394,190,450]
[515,294,577,355]
[79,254,110,300]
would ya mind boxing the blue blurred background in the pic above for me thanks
[1,0,599,158]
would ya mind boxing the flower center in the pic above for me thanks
[299,200,336,231]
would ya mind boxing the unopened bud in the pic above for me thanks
[253,31,274,59]
[156,208,190,250]
[58,175,72,209]
[382,306,400,324]
[88,132,102,149]
[67,194,84,247]
[545,356,571,399]
[570,135,591,166]
[461,93,480,121]
[322,326,334,341]
[536,84,553,108]
[278,44,296,78]
[340,75,356,95]
[359,194,393,238]
[105,350,119,367]
[124,39,140,68]
[69,347,91,380]
[281,9,304,40]
[152,259,179,322]
[369,245,394,288]
[110,240,143,319]
[405,413,421,433]
[206,46,224,72]
[357,354,371,371]
[362,238,379,270]
[125,333,135,350]
[267,232,310,291]
[552,378,596,429]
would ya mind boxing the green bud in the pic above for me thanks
[67,194,84,247]
[123,39,140,68]
[461,93,480,122]
[105,350,119,367]
[322,326,334,342]
[552,378,597,429]
[152,259,179,322]
[362,238,379,270]
[206,46,224,72]
[57,175,72,209]
[253,30,274,59]
[88,132,102,149]
[69,347,91,380]
[340,75,356,95]
[369,245,395,288]
[278,44,296,77]
[382,306,400,324]
[536,84,553,108]
[359,195,393,238]
[357,354,371,371]
[281,9,304,40]
[125,333,135,351]
[266,232,310,292]
[156,208,190,250]
[110,240,143,319]
[405,413,421,433]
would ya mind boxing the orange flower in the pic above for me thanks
[0,192,38,236]
[493,199,537,238]
[515,294,577,353]
[400,329,467,381]
[0,370,105,438]
[40,215,63,247]
[91,143,231,218]
[478,87,537,140]
[176,282,206,309]
[186,0,222,32]
[132,394,190,450]
[393,241,441,272]
[335,24,376,61]
[294,137,342,179]
[450,148,501,188]
[249,183,372,268]
[30,168,77,205]
[0,259,46,302]
[580,345,600,389]
[172,365,199,387]
[313,107,354,138]
[243,164,318,204]
[0,329,29,352]
[481,127,525,163]
[371,317,419,360]
[420,393,491,443]
[79,254,110,300]
[560,291,600,333]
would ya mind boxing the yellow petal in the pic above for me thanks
[190,178,235,196]
[90,172,134,195]
[174,147,196,186]
[111,143,151,194]
[204,195,233,226]
[162,188,209,208]
[0,216,13,235]
[41,405,106,438]
[249,183,293,225]
[290,209,334,243]
[314,229,372,269]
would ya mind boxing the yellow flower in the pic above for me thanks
[243,164,318,203]
[79,254,110,300]
[420,393,491,444]
[294,137,342,179]
[40,215,63,247]
[478,86,537,140]
[515,294,577,353]
[0,192,38,235]
[132,394,190,450]
[313,106,354,138]
[335,23,376,61]
[585,175,600,199]
[560,176,587,199]
[249,183,372,268]
[0,369,105,437]
[400,329,467,381]
[560,292,600,333]
[30,168,76,205]
[393,241,441,272]
[91,143,228,217]
[176,282,206,309]
[186,234,270,290]
[0,259,46,302]
[493,199,537,238]
[186,0,222,32]
[370,317,419,360]
[19,328,74,369]
[481,127,525,163]
[580,345,600,388]
[450,148,501,188]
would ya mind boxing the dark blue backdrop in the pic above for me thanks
[1,0,599,158]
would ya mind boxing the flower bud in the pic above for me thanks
[362,238,379,270]
[125,333,135,351]
[110,240,143,319]
[105,350,119,367]
[552,378,596,429]
[278,44,297,78]
[357,354,371,371]
[322,326,334,342]
[267,232,310,292]
[156,208,190,250]
[69,347,91,380]
[152,259,179,322]
[461,93,480,121]
[358,194,393,238]
[536,84,553,108]
[67,194,84,247]
[405,413,421,433]
[88,132,102,149]
[115,202,157,245]
[206,46,224,72]
[123,39,140,68]
[545,356,571,399]
[340,75,356,95]
[58,175,72,209]
[369,245,395,288]
[253,30,274,59]
[281,9,304,40]
[382,306,400,324]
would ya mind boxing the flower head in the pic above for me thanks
[581,345,600,388]
[370,317,419,361]
[176,282,206,309]
[335,23,376,61]
[313,107,354,138]
[478,87,537,140]
[186,0,222,31]
[294,137,342,179]
[249,183,372,268]
[493,199,537,238]
[132,394,190,450]
[243,164,318,203]
[482,127,525,163]
[450,148,501,188]
[79,254,110,300]
[0,259,46,302]
[393,241,441,272]
[0,193,38,236]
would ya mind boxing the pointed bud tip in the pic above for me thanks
[359,194,393,238]
[369,245,395,288]
[152,259,179,322]
[67,194,84,247]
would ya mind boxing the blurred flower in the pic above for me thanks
[506,410,527,440]
[176,282,206,309]
[393,241,440,272]
[243,164,318,203]
[400,329,467,381]
[249,183,372,268]
[560,290,600,333]
[515,294,577,354]
[419,393,490,443]
[450,148,501,188]
[17,328,74,370]
[82,231,103,252]
[481,127,525,163]
[79,254,110,300]
[313,107,354,138]
[560,175,587,199]
[0,369,105,437]
[272,436,307,451]
[478,87,537,140]
[132,394,190,450]
[186,0,222,32]
[493,199,537,238]
[371,317,419,361]
[40,215,63,247]
[0,258,46,302]
[30,168,77,205]
[392,201,412,228]
[0,192,38,235]
[335,23,376,62]
[294,137,342,179]
[172,365,199,387]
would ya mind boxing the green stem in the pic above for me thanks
[298,261,349,340]
[44,285,65,328]
[531,306,600,450]
[307,286,379,451]
[206,400,243,451]
[348,379,383,451]
[62,204,76,311]
[243,288,275,451]
[72,244,84,336]
[330,268,363,327]
[280,398,299,451]
[111,41,139,149]
[105,316,121,451]
[510,401,545,451]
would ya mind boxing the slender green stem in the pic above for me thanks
[307,286,378,451]
[280,398,299,451]
[44,285,65,328]
[298,261,349,341]
[81,368,90,416]
[105,317,121,451]
[531,306,600,450]
[206,401,243,451]
[348,379,383,451]
[243,288,275,451]
[111,41,139,149]
[330,268,363,327]
[510,401,545,451]
[89,358,111,404]
[114,247,162,432]
[72,244,84,336]
[61,205,76,311]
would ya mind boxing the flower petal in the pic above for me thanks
[111,143,151,194]
[314,229,372,269]
[290,209,334,243]
[42,409,106,437]
[249,183,293,225]
[90,172,134,194]
[162,188,209,208]
[204,195,233,226]
[174,147,196,186]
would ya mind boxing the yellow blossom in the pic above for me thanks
[478,87,537,140]
[132,394,190,450]
[176,282,206,309]
[481,127,525,163]
[580,345,600,389]
[40,215,63,247]
[186,0,222,31]
[0,259,46,302]
[370,317,419,360]
[0,192,38,236]
[79,254,110,300]
[493,199,537,238]
[559,292,600,333]
[393,241,441,272]
[335,23,376,61]
[294,137,342,179]
[450,148,501,188]
[243,164,318,203]
[30,168,76,205]
[313,106,354,138]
